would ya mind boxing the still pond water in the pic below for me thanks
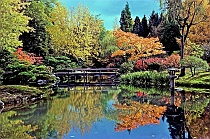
[0,86,210,139]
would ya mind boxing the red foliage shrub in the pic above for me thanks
[13,48,43,65]
[134,59,147,71]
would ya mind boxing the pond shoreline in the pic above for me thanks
[0,85,44,112]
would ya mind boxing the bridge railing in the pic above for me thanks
[53,68,120,87]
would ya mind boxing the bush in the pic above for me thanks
[134,57,165,71]
[120,71,169,87]
[119,61,134,73]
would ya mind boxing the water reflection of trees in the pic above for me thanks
[0,111,37,139]
[113,101,166,132]
[1,86,210,139]
[163,91,210,139]
[114,88,210,138]
[46,88,104,137]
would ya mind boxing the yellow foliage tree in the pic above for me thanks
[47,3,103,62]
[188,5,210,44]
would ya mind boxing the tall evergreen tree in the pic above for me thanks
[119,2,133,32]
[149,11,162,37]
[132,16,144,37]
[141,15,149,37]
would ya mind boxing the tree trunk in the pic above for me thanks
[179,33,185,76]
[190,67,193,77]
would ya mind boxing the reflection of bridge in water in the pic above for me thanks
[54,68,120,87]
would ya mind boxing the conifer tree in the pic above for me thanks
[141,15,149,37]
[149,11,162,37]
[119,2,133,32]
[132,16,144,37]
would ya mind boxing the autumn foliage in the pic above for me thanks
[113,101,166,132]
[13,48,43,64]
[163,54,180,68]
[112,30,165,60]
[134,54,180,71]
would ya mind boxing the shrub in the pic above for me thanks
[120,71,168,87]
[164,54,180,68]
[134,57,165,71]
[119,61,134,73]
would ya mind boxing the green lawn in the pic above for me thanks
[176,70,210,92]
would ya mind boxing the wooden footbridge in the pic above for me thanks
[53,68,120,87]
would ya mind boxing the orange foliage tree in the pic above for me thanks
[113,101,166,132]
[112,30,165,61]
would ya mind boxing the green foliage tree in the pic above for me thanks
[20,0,52,56]
[158,22,181,55]
[119,61,134,73]
[119,2,133,32]
[44,55,79,71]
[0,0,30,52]
[185,39,204,58]
[99,30,119,58]
[4,60,52,85]
[180,56,209,76]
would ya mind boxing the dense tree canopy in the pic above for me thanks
[20,0,52,56]
[112,30,165,60]
[47,3,103,63]
[0,0,30,52]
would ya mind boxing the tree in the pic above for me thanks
[132,16,144,37]
[47,3,103,64]
[184,39,204,58]
[119,2,133,32]
[99,30,119,58]
[188,5,210,44]
[148,11,162,37]
[180,56,209,76]
[112,30,165,61]
[0,0,30,52]
[160,0,210,75]
[141,15,149,37]
[158,22,181,55]
[20,0,52,56]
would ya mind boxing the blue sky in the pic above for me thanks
[60,0,160,30]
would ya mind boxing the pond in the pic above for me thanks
[0,86,210,139]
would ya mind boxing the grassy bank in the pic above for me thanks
[175,71,210,93]
[0,85,42,95]
[0,85,43,107]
